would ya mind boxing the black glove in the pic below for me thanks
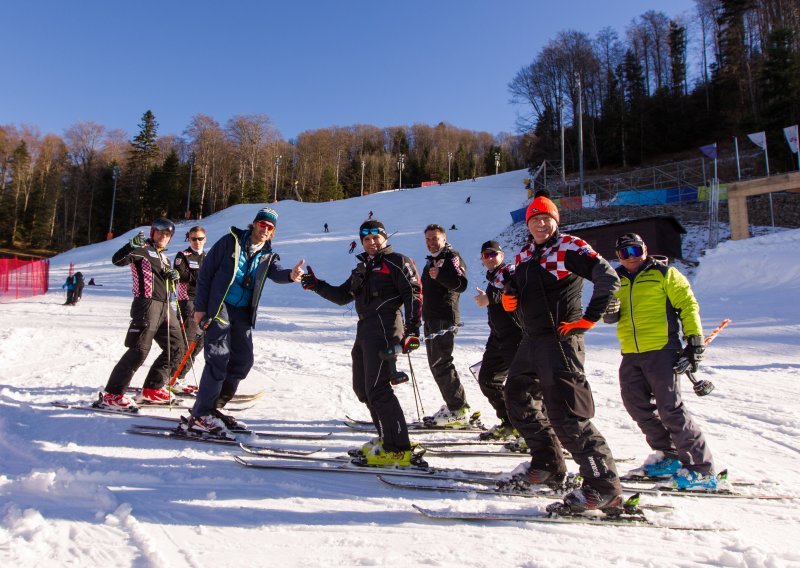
[685,334,705,372]
[163,268,180,283]
[402,324,421,353]
[301,266,318,290]
[130,231,146,248]
[602,297,621,324]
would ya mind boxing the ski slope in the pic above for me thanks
[1,171,799,567]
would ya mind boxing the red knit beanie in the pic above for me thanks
[525,190,559,224]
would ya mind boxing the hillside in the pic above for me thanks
[1,171,799,567]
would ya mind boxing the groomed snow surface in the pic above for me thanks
[2,171,799,567]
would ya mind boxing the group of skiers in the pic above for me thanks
[93,190,716,515]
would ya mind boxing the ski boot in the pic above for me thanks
[546,486,624,516]
[94,392,139,412]
[138,387,176,405]
[183,414,235,440]
[495,462,571,493]
[478,421,518,441]
[669,468,718,491]
[211,408,247,431]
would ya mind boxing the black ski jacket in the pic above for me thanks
[174,247,205,301]
[112,240,173,302]
[507,231,619,335]
[312,245,422,329]
[421,243,468,323]
[484,262,522,338]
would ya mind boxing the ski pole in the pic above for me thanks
[172,294,201,389]
[407,353,425,422]
[169,331,203,386]
[674,318,732,375]
[674,318,731,396]
[703,318,731,346]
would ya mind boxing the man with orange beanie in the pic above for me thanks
[499,190,624,516]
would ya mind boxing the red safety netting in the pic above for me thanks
[0,257,50,302]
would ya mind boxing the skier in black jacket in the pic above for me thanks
[472,240,522,440]
[501,191,623,515]
[172,225,207,391]
[421,224,470,427]
[98,218,185,410]
[301,219,423,467]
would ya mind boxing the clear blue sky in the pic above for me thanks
[2,0,695,141]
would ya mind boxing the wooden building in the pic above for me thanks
[567,216,687,260]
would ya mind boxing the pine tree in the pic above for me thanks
[318,167,344,201]
[124,110,161,227]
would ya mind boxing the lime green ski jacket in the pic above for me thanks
[614,256,703,354]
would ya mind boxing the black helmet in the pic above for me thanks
[150,217,175,241]
[615,232,644,250]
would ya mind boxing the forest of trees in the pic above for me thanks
[1,0,798,253]
[0,113,523,252]
[510,0,799,173]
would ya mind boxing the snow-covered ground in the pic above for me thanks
[2,172,799,567]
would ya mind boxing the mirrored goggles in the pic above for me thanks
[617,244,644,260]
[360,227,382,236]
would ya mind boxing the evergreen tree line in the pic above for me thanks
[510,0,800,173]
[0,113,524,251]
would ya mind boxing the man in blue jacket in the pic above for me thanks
[187,208,304,437]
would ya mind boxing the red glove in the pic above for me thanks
[557,317,596,338]
[501,291,518,312]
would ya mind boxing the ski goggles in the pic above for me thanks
[617,244,644,260]
[256,220,275,230]
[360,227,383,236]
[481,251,499,259]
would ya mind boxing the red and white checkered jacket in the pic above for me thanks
[508,232,618,335]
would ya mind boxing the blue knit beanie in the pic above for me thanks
[254,207,278,227]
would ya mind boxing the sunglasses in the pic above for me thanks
[360,227,382,236]
[481,251,499,259]
[617,244,644,260]
[256,221,275,229]
[190,236,205,242]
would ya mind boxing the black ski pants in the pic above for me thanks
[191,304,253,418]
[504,334,621,495]
[478,331,522,423]
[352,312,411,452]
[620,349,714,474]
[424,318,467,410]
[106,298,184,394]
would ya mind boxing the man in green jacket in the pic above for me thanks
[604,233,716,490]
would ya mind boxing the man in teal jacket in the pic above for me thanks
[604,233,715,490]
[188,208,304,437]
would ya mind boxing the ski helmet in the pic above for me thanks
[615,233,645,250]
[150,217,175,241]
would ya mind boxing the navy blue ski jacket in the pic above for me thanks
[195,226,293,327]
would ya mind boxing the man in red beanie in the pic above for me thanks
[500,190,624,515]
